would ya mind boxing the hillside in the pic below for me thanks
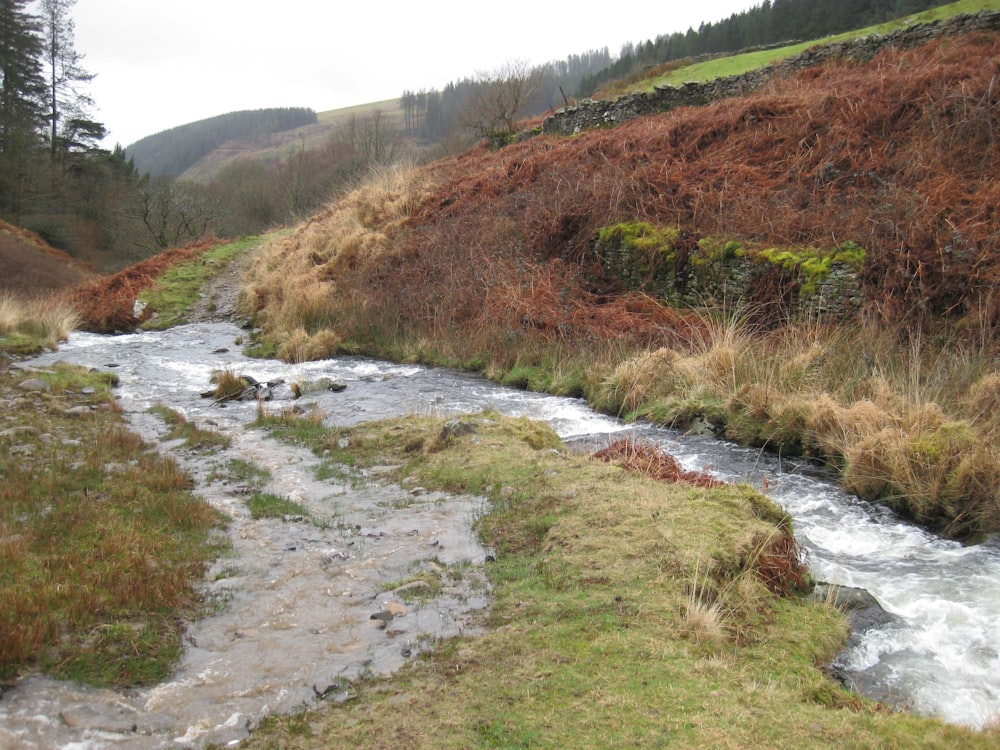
[126,107,320,178]
[235,15,1000,539]
[122,99,405,184]
[0,220,96,295]
[249,20,1000,348]
[63,3,1000,539]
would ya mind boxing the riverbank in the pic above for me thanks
[4,297,1000,745]
[239,409,996,748]
[0,358,224,690]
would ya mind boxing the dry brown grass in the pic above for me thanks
[241,163,429,354]
[0,291,80,349]
[0,219,96,294]
[235,30,1000,536]
[593,437,725,487]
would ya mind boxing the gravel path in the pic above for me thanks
[186,242,262,324]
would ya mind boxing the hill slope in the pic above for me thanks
[126,107,320,178]
[0,221,96,295]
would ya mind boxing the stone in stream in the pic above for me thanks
[810,582,901,697]
[59,704,139,734]
[291,377,348,398]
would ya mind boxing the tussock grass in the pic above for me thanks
[577,304,1000,538]
[0,364,225,686]
[209,368,252,400]
[0,291,79,354]
[241,163,430,360]
[243,411,994,749]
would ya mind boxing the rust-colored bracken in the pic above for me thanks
[65,239,222,332]
[592,437,725,488]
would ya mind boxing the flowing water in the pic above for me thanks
[3,321,999,746]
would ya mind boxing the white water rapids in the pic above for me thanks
[3,321,999,746]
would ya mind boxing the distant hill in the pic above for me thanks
[0,221,96,295]
[174,99,405,183]
[126,107,319,177]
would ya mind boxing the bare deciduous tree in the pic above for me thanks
[336,109,400,166]
[131,177,223,252]
[465,59,542,147]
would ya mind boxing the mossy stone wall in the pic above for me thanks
[593,229,865,323]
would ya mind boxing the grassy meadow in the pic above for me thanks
[241,410,997,748]
[596,0,1000,96]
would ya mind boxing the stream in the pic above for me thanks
[3,321,999,746]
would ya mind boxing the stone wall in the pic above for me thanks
[542,11,1000,136]
[592,231,865,324]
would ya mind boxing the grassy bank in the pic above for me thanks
[0,359,227,687]
[595,0,1000,97]
[242,409,995,748]
[66,236,253,333]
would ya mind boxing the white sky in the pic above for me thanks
[62,0,756,147]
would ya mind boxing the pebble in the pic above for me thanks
[18,378,50,392]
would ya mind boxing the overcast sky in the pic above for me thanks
[65,0,756,147]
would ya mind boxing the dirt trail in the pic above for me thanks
[186,242,262,324]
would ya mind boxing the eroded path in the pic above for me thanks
[0,323,500,748]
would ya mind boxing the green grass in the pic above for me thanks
[246,491,311,520]
[148,404,232,451]
[138,236,261,329]
[0,363,226,687]
[643,0,1000,89]
[241,411,998,748]
[208,457,271,489]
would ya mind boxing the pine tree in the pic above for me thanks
[0,0,46,157]
[39,0,98,158]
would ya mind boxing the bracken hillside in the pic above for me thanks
[238,26,1000,539]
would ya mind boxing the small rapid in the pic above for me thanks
[4,321,998,746]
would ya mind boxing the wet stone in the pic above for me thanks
[60,703,139,734]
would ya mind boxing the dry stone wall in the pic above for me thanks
[542,11,1000,136]
[592,232,865,324]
